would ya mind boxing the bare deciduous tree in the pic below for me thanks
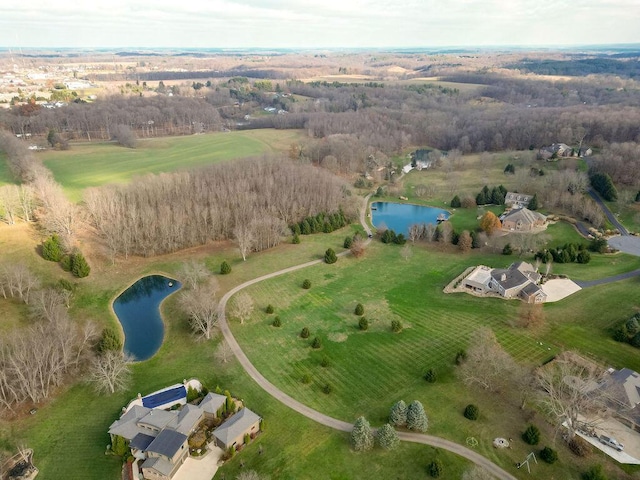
[179,282,219,340]
[536,351,606,441]
[179,260,210,290]
[233,223,255,262]
[214,340,234,364]
[88,351,132,395]
[457,327,517,392]
[400,244,413,261]
[230,292,254,325]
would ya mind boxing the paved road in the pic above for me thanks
[216,194,518,480]
[575,268,640,288]
[588,188,629,236]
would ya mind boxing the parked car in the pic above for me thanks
[599,435,624,451]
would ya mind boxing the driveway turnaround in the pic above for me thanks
[608,236,640,257]
[216,194,518,480]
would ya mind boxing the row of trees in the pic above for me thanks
[84,157,356,259]
[0,264,98,409]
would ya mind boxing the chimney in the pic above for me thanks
[501,273,507,282]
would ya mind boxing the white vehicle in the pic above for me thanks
[599,435,624,452]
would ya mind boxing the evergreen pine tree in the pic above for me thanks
[389,400,407,427]
[377,423,400,450]
[350,416,374,451]
[406,400,429,432]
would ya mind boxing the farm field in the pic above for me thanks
[40,129,305,201]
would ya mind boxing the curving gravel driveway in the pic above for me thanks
[216,194,518,480]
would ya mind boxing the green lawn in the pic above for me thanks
[0,152,17,186]
[41,129,304,201]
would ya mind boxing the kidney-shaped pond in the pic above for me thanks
[371,201,450,236]
[113,275,181,361]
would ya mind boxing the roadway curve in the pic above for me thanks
[216,194,518,480]
[588,188,629,236]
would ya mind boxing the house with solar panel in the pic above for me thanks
[108,381,261,480]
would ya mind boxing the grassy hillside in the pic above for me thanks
[41,129,304,201]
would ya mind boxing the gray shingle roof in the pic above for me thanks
[173,404,204,435]
[213,408,261,446]
[108,405,152,440]
[138,409,178,431]
[130,432,156,451]
[146,429,187,458]
[502,208,546,225]
[141,456,175,477]
[491,268,529,291]
[199,393,226,415]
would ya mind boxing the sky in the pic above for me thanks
[1,0,639,49]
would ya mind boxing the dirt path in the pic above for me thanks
[216,194,518,480]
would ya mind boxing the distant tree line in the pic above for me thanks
[83,157,356,258]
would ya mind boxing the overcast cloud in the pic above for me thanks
[0,0,638,48]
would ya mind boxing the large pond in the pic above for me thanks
[112,275,181,361]
[371,202,450,236]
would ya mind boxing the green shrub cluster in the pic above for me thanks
[475,184,506,206]
[463,404,479,420]
[424,369,437,383]
[220,261,231,274]
[41,234,64,262]
[590,172,618,201]
[535,243,590,264]
[354,303,364,316]
[272,316,281,327]
[324,248,337,264]
[540,446,558,464]
[302,279,311,289]
[522,425,541,445]
[291,210,349,236]
[97,328,122,354]
[612,313,640,346]
[358,317,369,330]
[391,320,402,333]
[311,336,322,349]
[380,229,406,245]
[427,459,443,477]
[265,304,274,314]
[300,327,310,338]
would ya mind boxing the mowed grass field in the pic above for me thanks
[0,152,15,186]
[40,129,305,201]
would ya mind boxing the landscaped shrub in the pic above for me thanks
[583,465,607,480]
[354,303,364,316]
[60,254,72,272]
[265,304,274,314]
[569,436,592,457]
[464,404,479,420]
[522,425,541,445]
[320,356,330,368]
[311,336,322,349]
[424,369,437,383]
[324,248,337,264]
[427,459,443,477]
[377,423,400,450]
[540,446,558,464]
[71,252,91,278]
[292,233,300,244]
[58,278,74,291]
[502,243,513,255]
[350,416,374,451]
[302,279,311,289]
[344,236,353,249]
[381,229,397,244]
[300,327,310,338]
[450,195,461,208]
[186,385,200,403]
[528,194,539,210]
[42,234,63,262]
[406,400,428,432]
[220,261,231,274]
[111,435,129,457]
[391,320,402,333]
[455,349,467,365]
[97,327,122,353]
[272,316,281,327]
[322,383,332,394]
[301,374,311,384]
[358,317,369,330]
[588,237,608,253]
[389,400,407,427]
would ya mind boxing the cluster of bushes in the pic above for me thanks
[590,172,618,201]
[475,184,507,206]
[535,242,591,264]
[612,313,640,346]
[449,195,477,209]
[42,234,91,278]
[291,210,350,236]
[350,417,400,452]
[463,404,479,420]
[354,177,373,189]
[588,237,609,253]
[380,229,406,245]
[220,261,231,274]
